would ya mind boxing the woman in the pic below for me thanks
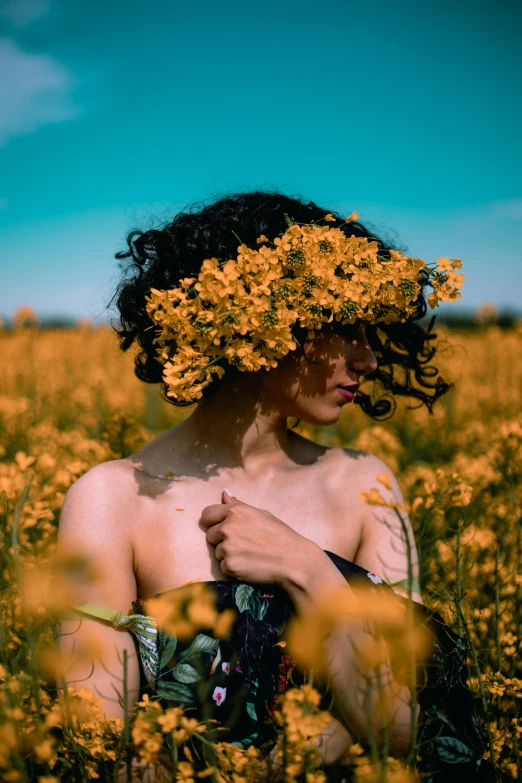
[55,191,486,781]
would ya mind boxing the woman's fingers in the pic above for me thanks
[205,521,226,546]
[200,503,228,526]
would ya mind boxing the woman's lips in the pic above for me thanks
[337,387,355,402]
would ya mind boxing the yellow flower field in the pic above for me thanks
[0,316,521,782]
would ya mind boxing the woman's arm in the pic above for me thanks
[278,452,424,759]
[312,716,355,764]
[281,545,420,757]
[54,463,141,723]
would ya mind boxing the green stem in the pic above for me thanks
[282,712,287,783]
[191,731,218,783]
[11,479,42,717]
[510,479,520,683]
[50,621,90,782]
[494,548,502,725]
[374,665,389,782]
[122,649,132,782]
[453,597,497,776]
[456,517,464,638]
[393,508,419,765]
[170,734,178,783]
[198,336,234,372]
[364,675,379,767]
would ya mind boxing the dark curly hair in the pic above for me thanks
[111,189,452,421]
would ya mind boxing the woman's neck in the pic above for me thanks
[155,374,301,480]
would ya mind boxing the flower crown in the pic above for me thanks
[145,212,464,403]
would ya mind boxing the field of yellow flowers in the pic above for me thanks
[0,314,521,782]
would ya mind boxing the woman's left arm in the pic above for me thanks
[279,456,423,758]
[281,543,420,758]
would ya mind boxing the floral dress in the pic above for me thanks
[63,550,489,780]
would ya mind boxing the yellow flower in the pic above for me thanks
[376,472,393,490]
[177,760,195,783]
[157,707,183,734]
[133,217,462,401]
[131,711,155,744]
[359,487,406,512]
[213,608,236,639]
[436,257,451,269]
[33,738,55,762]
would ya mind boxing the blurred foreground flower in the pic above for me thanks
[285,580,432,681]
[270,685,331,783]
[348,744,421,783]
[20,546,101,620]
[19,548,105,672]
[145,583,236,641]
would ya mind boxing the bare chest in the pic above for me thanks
[131,455,364,600]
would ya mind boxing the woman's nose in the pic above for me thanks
[349,332,378,376]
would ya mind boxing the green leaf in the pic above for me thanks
[155,680,194,703]
[435,736,476,763]
[435,710,457,733]
[246,702,257,721]
[254,594,269,621]
[173,663,201,683]
[235,584,254,613]
[230,732,259,749]
[159,635,178,669]
[178,633,219,662]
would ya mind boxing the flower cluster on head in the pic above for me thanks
[145,212,464,403]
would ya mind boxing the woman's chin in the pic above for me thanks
[297,403,343,427]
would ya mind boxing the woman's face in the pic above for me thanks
[262,321,379,425]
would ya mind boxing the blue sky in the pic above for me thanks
[0,0,521,321]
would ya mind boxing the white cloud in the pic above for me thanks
[0,38,80,146]
[0,0,51,27]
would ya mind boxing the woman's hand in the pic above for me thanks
[200,490,317,586]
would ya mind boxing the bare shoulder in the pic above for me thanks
[330,448,423,604]
[58,458,141,539]
[328,446,401,491]
[62,458,138,506]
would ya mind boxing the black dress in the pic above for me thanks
[67,550,490,781]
